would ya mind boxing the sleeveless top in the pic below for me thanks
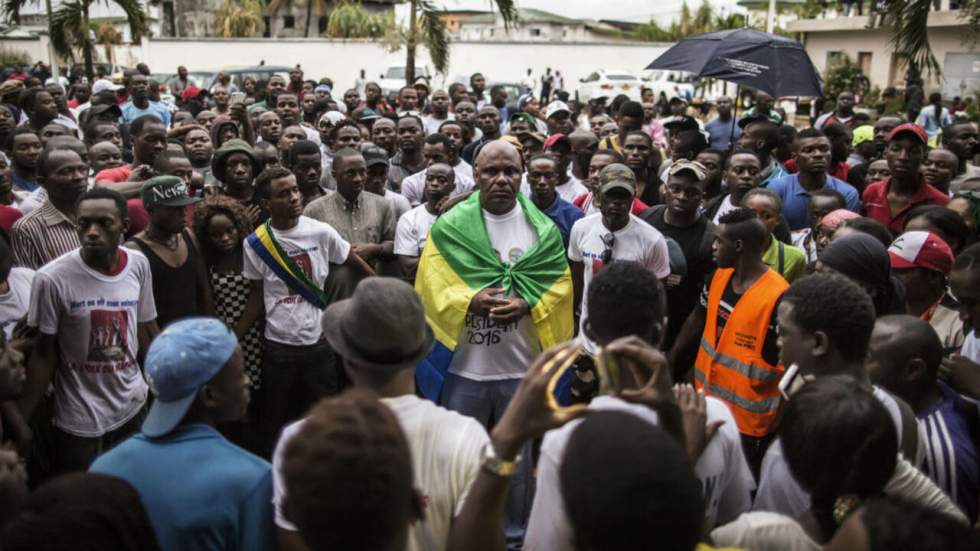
[132,229,203,328]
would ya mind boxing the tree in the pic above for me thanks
[3,0,147,81]
[93,20,121,64]
[399,0,517,84]
[630,0,741,42]
[214,0,265,38]
[324,0,389,38]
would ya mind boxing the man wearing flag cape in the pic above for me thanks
[415,140,574,545]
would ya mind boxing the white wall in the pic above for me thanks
[131,37,669,96]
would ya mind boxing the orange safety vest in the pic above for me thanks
[694,267,789,437]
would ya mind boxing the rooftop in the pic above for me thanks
[462,8,583,26]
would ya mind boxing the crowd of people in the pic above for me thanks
[0,58,976,551]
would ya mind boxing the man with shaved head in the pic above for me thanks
[867,314,980,522]
[415,139,574,546]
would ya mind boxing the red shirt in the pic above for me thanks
[573,193,649,215]
[93,165,148,235]
[0,204,23,235]
[862,176,949,234]
[782,159,851,181]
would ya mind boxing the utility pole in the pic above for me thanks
[44,0,60,79]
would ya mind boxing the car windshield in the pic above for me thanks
[385,67,406,79]
[607,74,638,81]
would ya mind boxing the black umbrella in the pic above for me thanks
[646,28,823,98]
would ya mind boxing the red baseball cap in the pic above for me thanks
[180,85,208,103]
[543,133,570,151]
[886,123,928,145]
[888,231,954,274]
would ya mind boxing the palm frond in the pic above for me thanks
[880,0,940,78]
[488,0,517,30]
[417,0,448,74]
[99,0,148,42]
[49,0,86,61]
[0,0,32,24]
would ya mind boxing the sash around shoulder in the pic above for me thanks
[246,221,328,310]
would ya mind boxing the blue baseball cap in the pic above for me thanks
[142,317,239,438]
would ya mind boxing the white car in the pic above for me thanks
[378,64,432,96]
[641,69,696,102]
[576,70,642,103]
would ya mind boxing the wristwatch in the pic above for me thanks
[481,442,521,477]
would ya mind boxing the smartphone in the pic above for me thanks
[545,344,582,411]
[230,91,246,105]
[778,363,805,400]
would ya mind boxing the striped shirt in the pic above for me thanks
[11,200,80,270]
[918,382,980,522]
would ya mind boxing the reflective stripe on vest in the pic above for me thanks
[693,367,782,414]
[699,337,782,384]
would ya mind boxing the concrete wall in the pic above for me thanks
[131,37,669,95]
[790,10,978,94]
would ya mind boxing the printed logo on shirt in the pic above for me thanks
[87,310,129,363]
[277,251,314,305]
[492,247,526,265]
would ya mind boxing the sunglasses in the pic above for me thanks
[600,233,615,265]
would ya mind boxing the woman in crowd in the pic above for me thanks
[818,232,907,317]
[192,195,263,392]
[903,204,972,255]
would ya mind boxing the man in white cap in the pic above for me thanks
[545,101,574,136]
[91,317,273,551]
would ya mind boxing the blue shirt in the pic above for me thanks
[121,100,171,127]
[542,195,584,248]
[918,382,979,523]
[704,116,741,150]
[11,171,38,193]
[90,424,274,551]
[767,173,860,230]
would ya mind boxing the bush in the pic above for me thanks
[0,46,32,68]
[823,55,866,104]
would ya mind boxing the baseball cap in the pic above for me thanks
[543,133,570,151]
[358,108,381,122]
[179,85,208,103]
[668,160,708,181]
[140,175,201,208]
[92,79,122,95]
[888,230,954,274]
[852,125,874,147]
[509,111,536,127]
[662,115,700,132]
[413,77,430,91]
[314,84,332,94]
[319,111,345,126]
[520,131,547,145]
[668,93,688,104]
[598,163,637,196]
[142,317,239,438]
[545,101,571,119]
[887,122,928,145]
[362,145,389,168]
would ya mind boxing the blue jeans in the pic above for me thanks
[440,373,533,550]
[255,338,338,458]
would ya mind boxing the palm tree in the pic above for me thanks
[401,0,517,84]
[94,21,122,64]
[214,0,265,38]
[3,0,147,81]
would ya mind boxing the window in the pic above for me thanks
[858,52,872,76]
[263,16,271,37]
[318,16,328,34]
[530,28,541,37]
[283,15,295,29]
[826,51,846,67]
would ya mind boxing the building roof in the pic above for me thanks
[463,7,582,26]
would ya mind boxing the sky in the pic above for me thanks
[433,0,745,22]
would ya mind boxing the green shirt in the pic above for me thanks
[762,236,806,283]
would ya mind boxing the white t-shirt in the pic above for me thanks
[0,267,34,340]
[394,204,438,258]
[523,395,755,550]
[711,512,819,551]
[712,194,740,224]
[242,216,350,345]
[567,214,671,353]
[960,331,980,364]
[753,386,949,519]
[556,175,588,204]
[272,394,488,551]
[423,113,456,136]
[28,249,155,437]
[400,163,477,207]
[447,204,541,380]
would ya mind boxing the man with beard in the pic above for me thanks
[257,111,282,145]
[423,90,454,135]
[943,122,980,192]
